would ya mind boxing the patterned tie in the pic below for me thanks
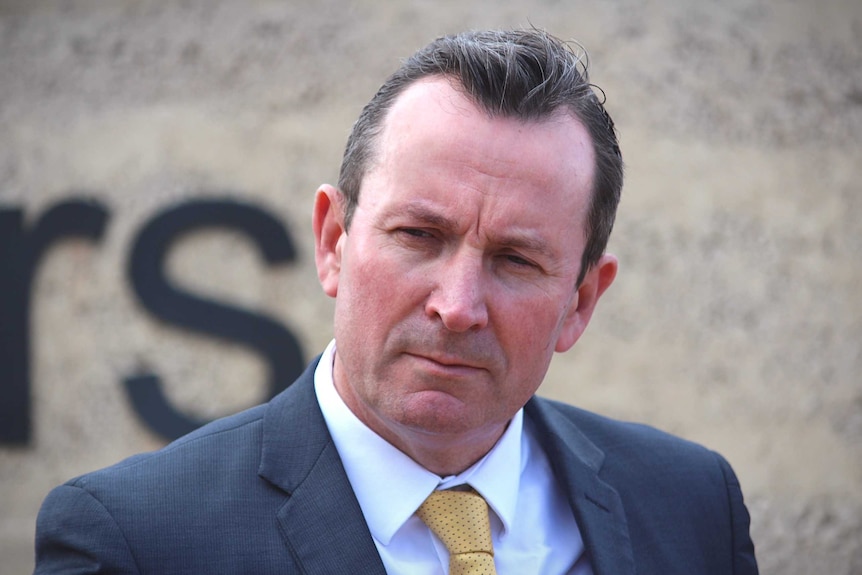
[416,488,498,575]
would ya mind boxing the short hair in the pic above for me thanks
[337,28,623,286]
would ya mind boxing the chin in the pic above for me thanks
[397,400,500,438]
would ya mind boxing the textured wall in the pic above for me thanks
[1,0,860,573]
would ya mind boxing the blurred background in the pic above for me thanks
[1,0,860,573]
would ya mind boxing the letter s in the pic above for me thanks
[126,198,303,441]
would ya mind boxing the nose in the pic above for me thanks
[425,251,489,332]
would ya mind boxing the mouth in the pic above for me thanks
[404,352,488,375]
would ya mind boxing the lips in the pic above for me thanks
[389,323,503,374]
[405,351,489,373]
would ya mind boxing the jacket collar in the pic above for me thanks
[258,357,388,575]
[256,359,633,575]
[525,397,636,575]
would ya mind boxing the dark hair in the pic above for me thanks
[337,28,623,286]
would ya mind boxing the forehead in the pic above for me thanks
[375,77,594,187]
[361,77,595,246]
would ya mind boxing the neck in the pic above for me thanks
[381,422,508,477]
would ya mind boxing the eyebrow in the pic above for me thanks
[494,233,552,255]
[392,204,553,256]
[398,204,458,231]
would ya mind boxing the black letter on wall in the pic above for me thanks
[0,200,109,445]
[126,199,303,441]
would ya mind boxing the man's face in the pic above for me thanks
[314,77,616,470]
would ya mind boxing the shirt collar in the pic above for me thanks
[314,340,524,544]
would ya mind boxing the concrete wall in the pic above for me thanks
[1,0,860,573]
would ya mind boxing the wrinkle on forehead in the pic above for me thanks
[364,77,594,268]
[377,78,593,188]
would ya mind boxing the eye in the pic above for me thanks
[393,227,440,250]
[501,252,538,269]
[398,227,434,239]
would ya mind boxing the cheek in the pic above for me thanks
[361,243,434,297]
[339,251,425,332]
[499,297,566,355]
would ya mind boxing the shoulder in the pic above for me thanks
[526,396,732,485]
[34,404,273,573]
[65,357,321,493]
[66,402,269,495]
[526,398,758,573]
[34,364,328,573]
[529,396,711,452]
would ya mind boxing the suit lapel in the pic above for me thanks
[254,360,636,575]
[526,398,636,575]
[258,359,387,575]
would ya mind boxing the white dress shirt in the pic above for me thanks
[314,340,593,575]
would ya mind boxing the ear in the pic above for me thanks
[554,253,618,352]
[313,184,346,298]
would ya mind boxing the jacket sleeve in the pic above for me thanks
[714,452,759,575]
[34,483,140,575]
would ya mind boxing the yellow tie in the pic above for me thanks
[416,489,498,575]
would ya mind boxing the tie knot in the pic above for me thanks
[416,489,493,555]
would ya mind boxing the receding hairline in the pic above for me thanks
[358,73,598,193]
[354,76,596,265]
[335,29,623,287]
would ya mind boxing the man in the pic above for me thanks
[34,29,758,574]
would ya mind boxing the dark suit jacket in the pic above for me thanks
[35,358,758,574]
